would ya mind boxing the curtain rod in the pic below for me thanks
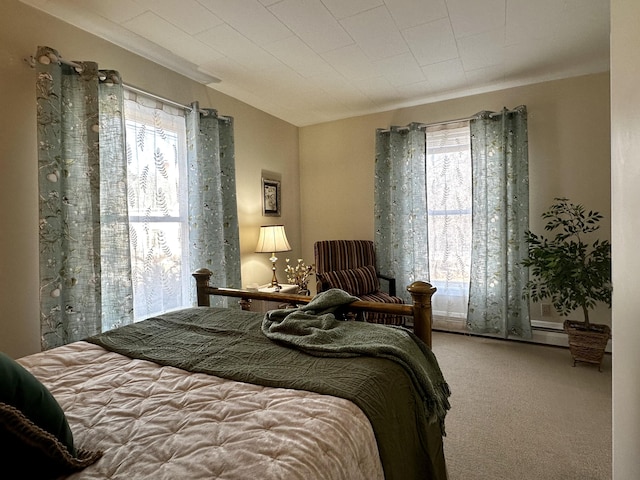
[377,108,521,133]
[124,84,230,121]
[378,116,473,133]
[123,84,231,121]
[123,83,195,113]
[25,53,230,121]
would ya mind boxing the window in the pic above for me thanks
[425,122,472,322]
[124,93,190,320]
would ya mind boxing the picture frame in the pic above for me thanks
[262,177,281,217]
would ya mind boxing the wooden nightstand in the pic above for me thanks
[248,284,299,313]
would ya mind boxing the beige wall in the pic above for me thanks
[611,0,640,477]
[299,73,611,327]
[0,1,614,355]
[0,0,301,358]
[1,0,632,475]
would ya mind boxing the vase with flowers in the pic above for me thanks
[285,258,315,295]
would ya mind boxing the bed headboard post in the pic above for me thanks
[192,268,213,307]
[407,281,437,348]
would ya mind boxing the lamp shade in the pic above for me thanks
[255,225,291,253]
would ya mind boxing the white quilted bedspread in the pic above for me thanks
[19,341,384,480]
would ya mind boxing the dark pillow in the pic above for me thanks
[0,352,102,477]
[0,352,75,452]
[318,265,380,296]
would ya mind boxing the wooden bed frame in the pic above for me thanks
[192,268,437,347]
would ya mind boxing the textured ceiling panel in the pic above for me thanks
[21,0,610,126]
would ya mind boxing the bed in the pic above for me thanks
[4,269,450,480]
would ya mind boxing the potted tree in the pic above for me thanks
[522,197,612,370]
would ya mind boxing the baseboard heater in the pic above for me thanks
[530,319,612,353]
[432,318,612,353]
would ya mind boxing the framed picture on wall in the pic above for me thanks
[262,177,281,216]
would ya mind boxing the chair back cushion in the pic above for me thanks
[314,240,377,274]
[317,265,380,296]
[313,240,405,325]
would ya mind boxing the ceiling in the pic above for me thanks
[22,0,610,127]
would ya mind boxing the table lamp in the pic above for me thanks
[255,225,291,290]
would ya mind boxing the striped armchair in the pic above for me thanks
[313,240,405,325]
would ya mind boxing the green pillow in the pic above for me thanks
[0,352,102,476]
[0,351,74,453]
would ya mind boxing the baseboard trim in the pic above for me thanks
[433,319,612,353]
[530,320,612,353]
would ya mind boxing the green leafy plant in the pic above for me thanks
[522,197,612,329]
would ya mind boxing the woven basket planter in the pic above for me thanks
[564,320,610,371]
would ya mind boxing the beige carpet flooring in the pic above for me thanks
[431,331,612,480]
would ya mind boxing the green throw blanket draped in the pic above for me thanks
[262,288,451,432]
[88,292,450,480]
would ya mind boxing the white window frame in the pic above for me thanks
[425,122,472,321]
[124,94,190,321]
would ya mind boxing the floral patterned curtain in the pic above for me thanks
[467,106,531,338]
[374,124,430,302]
[186,104,241,305]
[36,46,241,348]
[36,46,133,349]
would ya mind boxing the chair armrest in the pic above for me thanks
[377,273,397,297]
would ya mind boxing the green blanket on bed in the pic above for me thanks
[88,293,450,480]
[262,288,450,432]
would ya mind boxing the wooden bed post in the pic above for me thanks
[407,281,437,348]
[192,268,213,307]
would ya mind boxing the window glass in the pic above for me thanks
[426,122,472,322]
[124,93,190,320]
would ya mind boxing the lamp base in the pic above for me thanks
[269,253,281,290]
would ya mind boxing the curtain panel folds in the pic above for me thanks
[36,46,133,349]
[374,124,430,303]
[36,46,241,349]
[467,106,531,338]
[374,108,531,339]
[186,103,241,303]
